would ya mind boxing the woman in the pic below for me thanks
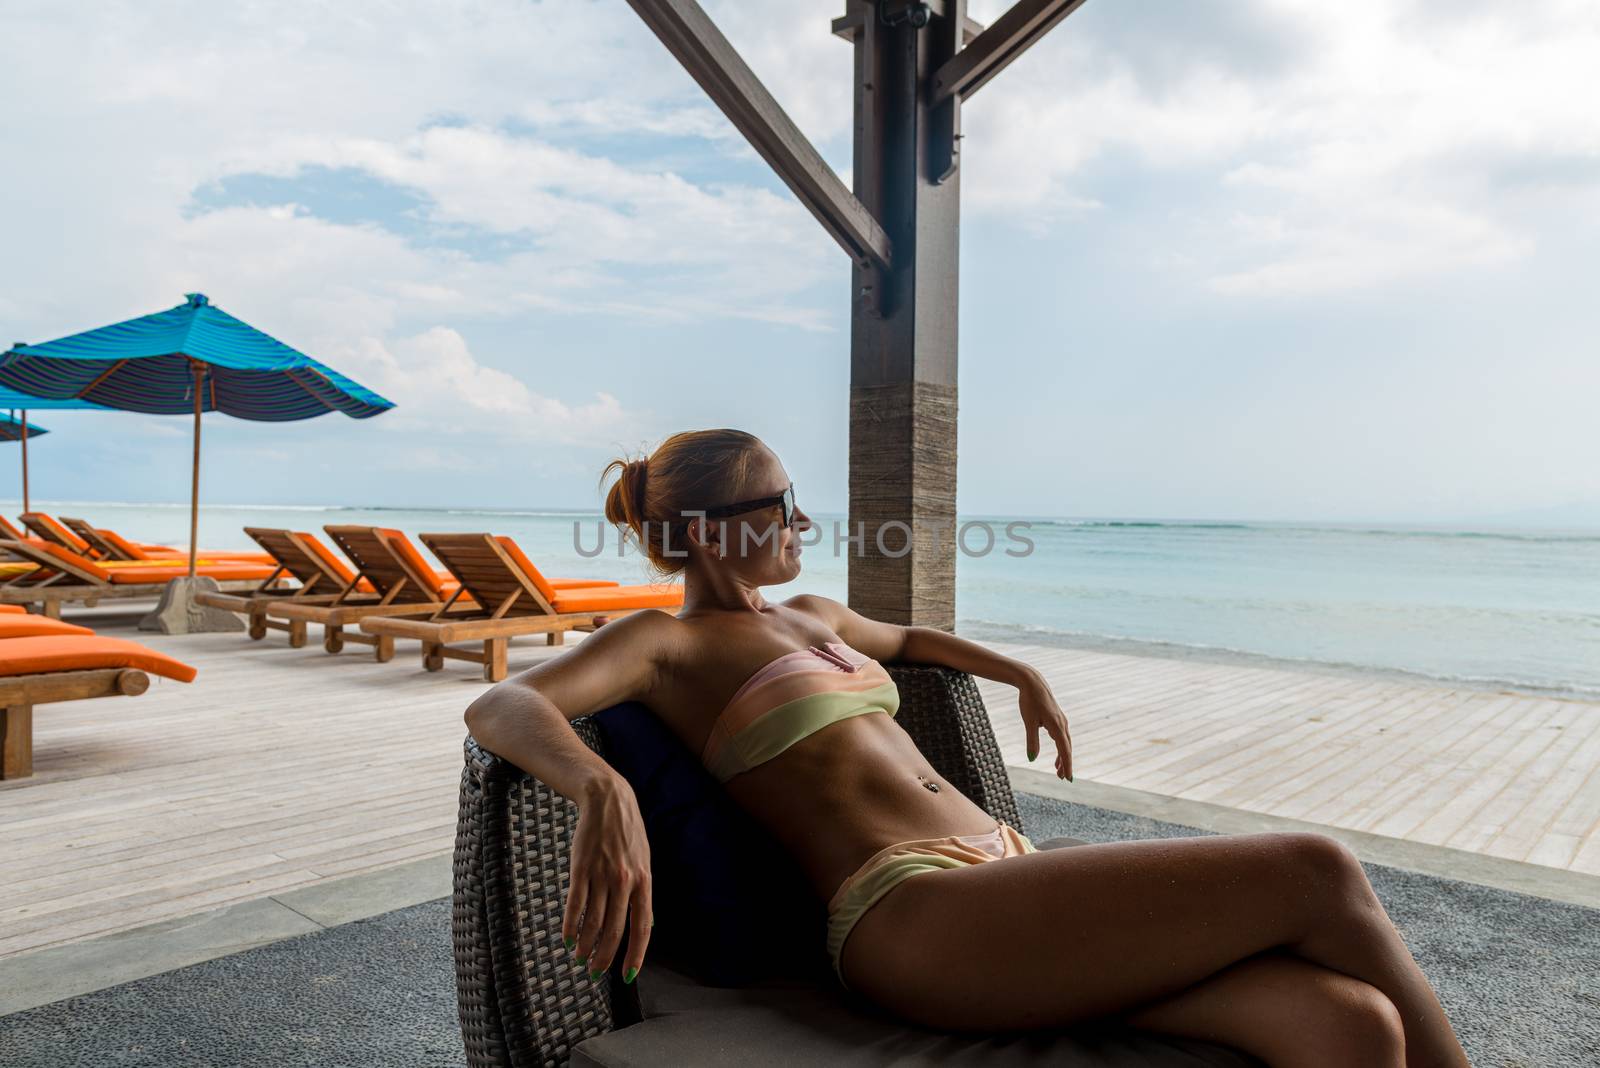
[465,429,1469,1068]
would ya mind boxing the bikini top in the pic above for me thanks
[700,641,901,784]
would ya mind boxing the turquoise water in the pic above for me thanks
[15,500,1600,700]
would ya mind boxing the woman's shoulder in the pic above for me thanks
[779,592,845,628]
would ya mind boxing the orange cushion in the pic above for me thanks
[378,529,447,599]
[0,635,197,682]
[0,516,26,540]
[0,615,95,637]
[103,563,279,584]
[21,513,91,553]
[297,533,357,585]
[493,537,560,603]
[98,530,152,560]
[28,541,111,581]
[0,605,25,614]
[549,583,684,613]
[548,577,620,590]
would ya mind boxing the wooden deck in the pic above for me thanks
[3,611,1598,961]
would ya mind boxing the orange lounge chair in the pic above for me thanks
[58,517,180,562]
[262,526,612,660]
[258,524,471,660]
[33,514,267,565]
[359,532,682,681]
[0,633,196,779]
[193,527,386,646]
[0,540,280,618]
[18,513,110,558]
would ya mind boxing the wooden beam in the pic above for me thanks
[626,0,892,271]
[932,0,1089,104]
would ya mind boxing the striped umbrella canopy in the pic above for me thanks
[0,294,394,574]
[0,386,108,512]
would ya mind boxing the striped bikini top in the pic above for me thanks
[700,641,901,784]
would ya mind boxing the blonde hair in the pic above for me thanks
[601,429,767,577]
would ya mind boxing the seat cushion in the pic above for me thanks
[572,960,1263,1067]
[0,614,95,638]
[0,635,198,682]
[550,584,685,613]
[593,701,831,988]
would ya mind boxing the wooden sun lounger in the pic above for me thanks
[359,533,683,682]
[0,539,278,618]
[18,513,102,559]
[0,634,197,779]
[1,668,149,779]
[261,525,461,660]
[193,527,375,647]
[58,517,149,562]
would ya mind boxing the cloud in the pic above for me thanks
[334,327,639,447]
[958,0,1600,296]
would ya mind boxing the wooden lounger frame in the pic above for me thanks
[1,667,149,779]
[0,539,269,619]
[359,533,643,682]
[59,517,137,562]
[18,514,97,558]
[192,527,365,647]
[260,526,456,660]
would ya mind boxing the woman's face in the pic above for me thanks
[691,448,812,586]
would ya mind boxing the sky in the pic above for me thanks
[2,0,1597,526]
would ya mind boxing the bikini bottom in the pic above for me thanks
[824,819,1037,991]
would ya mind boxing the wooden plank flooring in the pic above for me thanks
[3,611,1598,961]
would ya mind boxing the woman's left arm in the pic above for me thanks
[791,594,1073,781]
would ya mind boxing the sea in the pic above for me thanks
[18,500,1600,702]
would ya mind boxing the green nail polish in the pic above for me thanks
[1027,749,1037,762]
[577,954,587,967]
[588,968,603,982]
[563,936,575,950]
[624,966,638,984]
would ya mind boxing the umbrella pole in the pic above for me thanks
[190,367,202,578]
[20,408,29,514]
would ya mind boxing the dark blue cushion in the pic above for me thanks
[593,701,830,988]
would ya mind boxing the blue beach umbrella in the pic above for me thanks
[0,294,394,575]
[0,385,109,512]
[0,412,47,441]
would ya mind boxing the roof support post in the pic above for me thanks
[840,0,963,629]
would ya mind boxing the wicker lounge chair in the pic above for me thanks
[0,540,278,618]
[193,527,378,647]
[453,663,1261,1067]
[360,533,681,682]
[0,632,196,779]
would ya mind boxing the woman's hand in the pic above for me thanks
[1019,673,1074,781]
[566,776,654,984]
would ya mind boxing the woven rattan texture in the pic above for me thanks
[453,664,1018,1067]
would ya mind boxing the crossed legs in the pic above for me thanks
[838,831,1468,1068]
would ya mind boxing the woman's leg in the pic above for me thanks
[1109,948,1406,1068]
[839,831,1468,1068]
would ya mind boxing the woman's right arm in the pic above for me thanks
[462,607,680,986]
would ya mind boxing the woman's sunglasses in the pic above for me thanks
[702,482,796,528]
